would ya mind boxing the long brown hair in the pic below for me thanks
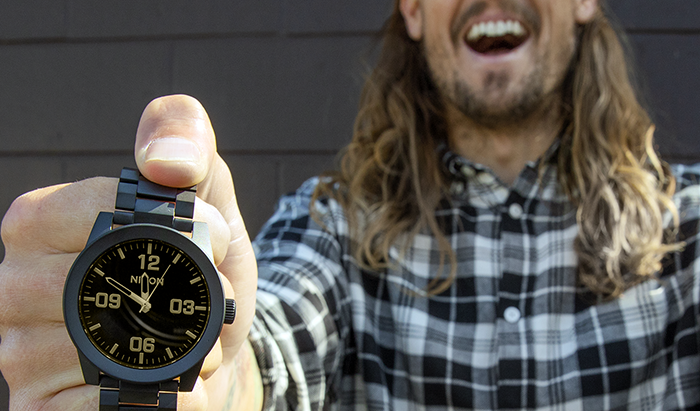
[561,5,682,298]
[313,1,682,299]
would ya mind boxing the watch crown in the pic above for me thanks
[224,298,236,325]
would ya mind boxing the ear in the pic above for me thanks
[574,0,598,24]
[399,0,423,41]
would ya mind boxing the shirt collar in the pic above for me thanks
[439,139,563,206]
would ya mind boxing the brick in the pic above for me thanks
[220,153,279,238]
[285,0,393,34]
[0,372,5,411]
[278,154,337,196]
[607,0,700,31]
[628,34,700,161]
[61,154,136,182]
[172,36,369,152]
[67,0,282,38]
[0,0,67,40]
[0,42,172,153]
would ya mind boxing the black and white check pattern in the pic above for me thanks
[248,148,700,410]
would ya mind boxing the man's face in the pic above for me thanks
[401,0,598,126]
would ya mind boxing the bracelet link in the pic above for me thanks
[114,168,196,232]
[99,376,178,411]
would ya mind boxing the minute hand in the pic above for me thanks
[105,277,152,312]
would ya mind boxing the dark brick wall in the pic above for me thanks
[0,1,697,409]
[607,0,700,162]
[0,0,392,254]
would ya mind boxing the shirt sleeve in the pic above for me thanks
[248,178,352,410]
[665,164,700,409]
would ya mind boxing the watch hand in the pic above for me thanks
[105,277,152,312]
[139,264,171,313]
[140,272,149,300]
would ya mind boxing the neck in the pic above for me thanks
[446,100,563,186]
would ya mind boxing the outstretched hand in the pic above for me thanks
[0,95,262,410]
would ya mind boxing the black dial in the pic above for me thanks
[77,238,211,369]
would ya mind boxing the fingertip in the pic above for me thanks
[178,377,209,411]
[200,339,223,380]
[134,95,217,188]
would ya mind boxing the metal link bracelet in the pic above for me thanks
[113,168,197,232]
[98,167,198,411]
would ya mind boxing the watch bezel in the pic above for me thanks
[63,223,225,385]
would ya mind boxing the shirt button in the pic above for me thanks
[460,165,476,178]
[504,306,521,323]
[450,182,465,195]
[477,172,496,185]
[508,203,523,219]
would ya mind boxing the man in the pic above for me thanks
[0,0,698,409]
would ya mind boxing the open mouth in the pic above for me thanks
[465,20,529,55]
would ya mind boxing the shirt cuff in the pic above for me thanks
[249,311,289,410]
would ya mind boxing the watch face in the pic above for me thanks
[76,238,211,370]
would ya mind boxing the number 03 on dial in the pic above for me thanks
[77,238,211,369]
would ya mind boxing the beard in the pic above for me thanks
[437,65,549,128]
[423,36,561,129]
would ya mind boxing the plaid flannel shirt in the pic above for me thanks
[248,146,700,410]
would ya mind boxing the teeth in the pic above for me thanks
[467,20,525,41]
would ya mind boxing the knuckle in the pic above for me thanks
[0,254,71,328]
[0,326,80,409]
[0,260,25,327]
[193,199,230,265]
[0,329,32,388]
[1,191,41,248]
[1,184,70,254]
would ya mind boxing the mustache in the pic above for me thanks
[450,0,541,45]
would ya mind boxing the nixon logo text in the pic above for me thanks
[131,275,164,287]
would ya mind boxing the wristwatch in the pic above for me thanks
[63,168,236,410]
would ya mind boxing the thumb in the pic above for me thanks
[134,95,239,217]
[134,94,217,188]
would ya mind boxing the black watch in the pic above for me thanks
[63,168,236,410]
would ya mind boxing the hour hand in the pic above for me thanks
[140,272,149,300]
[105,277,152,312]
